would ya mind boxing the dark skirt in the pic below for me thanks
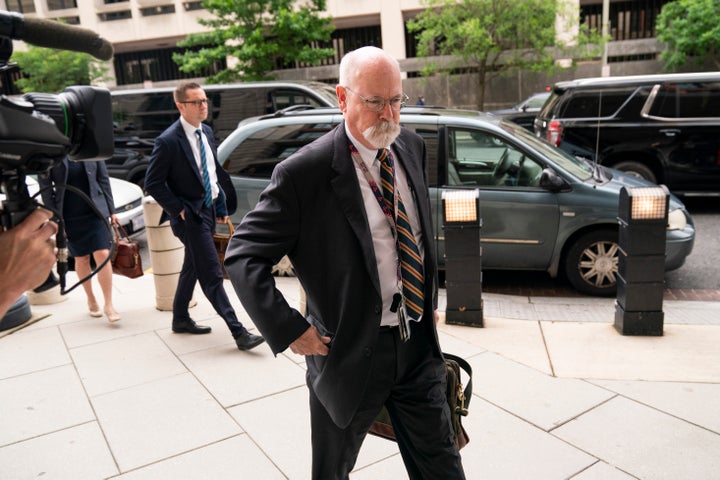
[65,214,113,258]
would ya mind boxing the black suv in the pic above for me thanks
[534,72,720,195]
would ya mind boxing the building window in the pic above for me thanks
[57,15,80,24]
[98,10,132,21]
[5,0,36,14]
[113,46,226,85]
[275,25,381,70]
[47,0,78,10]
[580,0,672,40]
[183,1,203,11]
[140,5,175,16]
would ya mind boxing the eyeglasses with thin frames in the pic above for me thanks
[180,99,208,107]
[345,87,408,112]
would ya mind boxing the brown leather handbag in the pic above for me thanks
[111,224,143,279]
[368,353,472,449]
[212,219,234,279]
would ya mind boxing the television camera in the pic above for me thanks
[0,10,114,293]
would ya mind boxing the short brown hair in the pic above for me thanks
[173,82,203,103]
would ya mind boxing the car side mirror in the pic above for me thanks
[539,168,570,192]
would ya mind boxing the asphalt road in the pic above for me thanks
[134,196,720,294]
[664,197,720,290]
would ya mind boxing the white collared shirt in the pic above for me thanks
[345,127,425,327]
[180,116,219,200]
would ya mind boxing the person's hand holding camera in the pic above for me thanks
[0,208,58,318]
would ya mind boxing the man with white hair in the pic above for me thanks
[226,46,466,479]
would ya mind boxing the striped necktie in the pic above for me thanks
[195,129,213,208]
[378,148,425,334]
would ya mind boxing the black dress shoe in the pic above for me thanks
[172,319,212,334]
[235,330,265,351]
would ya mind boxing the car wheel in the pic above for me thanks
[272,255,295,276]
[564,230,619,296]
[612,161,657,184]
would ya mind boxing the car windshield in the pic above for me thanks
[313,84,340,107]
[505,123,594,180]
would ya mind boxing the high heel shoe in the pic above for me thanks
[104,306,121,323]
[88,302,102,318]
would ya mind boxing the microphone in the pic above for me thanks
[0,11,114,61]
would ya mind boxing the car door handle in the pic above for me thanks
[660,128,681,137]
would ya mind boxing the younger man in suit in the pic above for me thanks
[145,82,264,351]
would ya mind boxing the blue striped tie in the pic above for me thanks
[378,148,425,326]
[195,129,213,208]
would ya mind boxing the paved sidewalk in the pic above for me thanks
[1,272,719,480]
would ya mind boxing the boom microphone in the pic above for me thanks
[0,11,114,61]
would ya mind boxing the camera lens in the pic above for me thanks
[22,86,113,160]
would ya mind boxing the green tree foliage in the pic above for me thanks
[407,0,601,109]
[656,0,720,70]
[11,46,108,93]
[174,0,335,83]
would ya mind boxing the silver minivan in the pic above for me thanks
[219,107,695,296]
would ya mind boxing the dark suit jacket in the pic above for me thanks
[225,123,441,429]
[145,120,237,223]
[38,158,115,218]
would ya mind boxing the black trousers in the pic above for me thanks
[308,322,466,480]
[170,205,245,338]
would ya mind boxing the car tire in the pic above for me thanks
[612,161,657,184]
[272,255,295,277]
[564,229,619,296]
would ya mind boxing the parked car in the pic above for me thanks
[534,72,720,195]
[218,107,695,296]
[111,81,339,157]
[489,91,550,130]
[105,148,151,190]
[107,176,146,236]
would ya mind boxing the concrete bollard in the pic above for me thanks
[142,196,195,311]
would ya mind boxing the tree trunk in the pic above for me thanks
[476,61,488,111]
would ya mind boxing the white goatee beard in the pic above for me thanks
[362,121,401,149]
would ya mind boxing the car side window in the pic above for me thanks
[560,89,632,118]
[447,129,543,188]
[401,122,440,187]
[647,82,720,119]
[223,122,335,178]
[269,90,330,112]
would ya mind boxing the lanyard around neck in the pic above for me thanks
[349,145,399,239]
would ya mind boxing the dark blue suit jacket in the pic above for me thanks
[38,158,115,218]
[145,120,237,223]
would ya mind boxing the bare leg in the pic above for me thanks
[93,249,120,322]
[75,255,101,317]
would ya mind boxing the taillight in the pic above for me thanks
[546,120,563,147]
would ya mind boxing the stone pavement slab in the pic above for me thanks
[1,272,719,479]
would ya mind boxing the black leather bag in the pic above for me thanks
[368,353,472,449]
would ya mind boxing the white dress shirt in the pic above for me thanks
[180,116,219,200]
[345,126,425,327]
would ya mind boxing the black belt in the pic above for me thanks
[379,324,399,332]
